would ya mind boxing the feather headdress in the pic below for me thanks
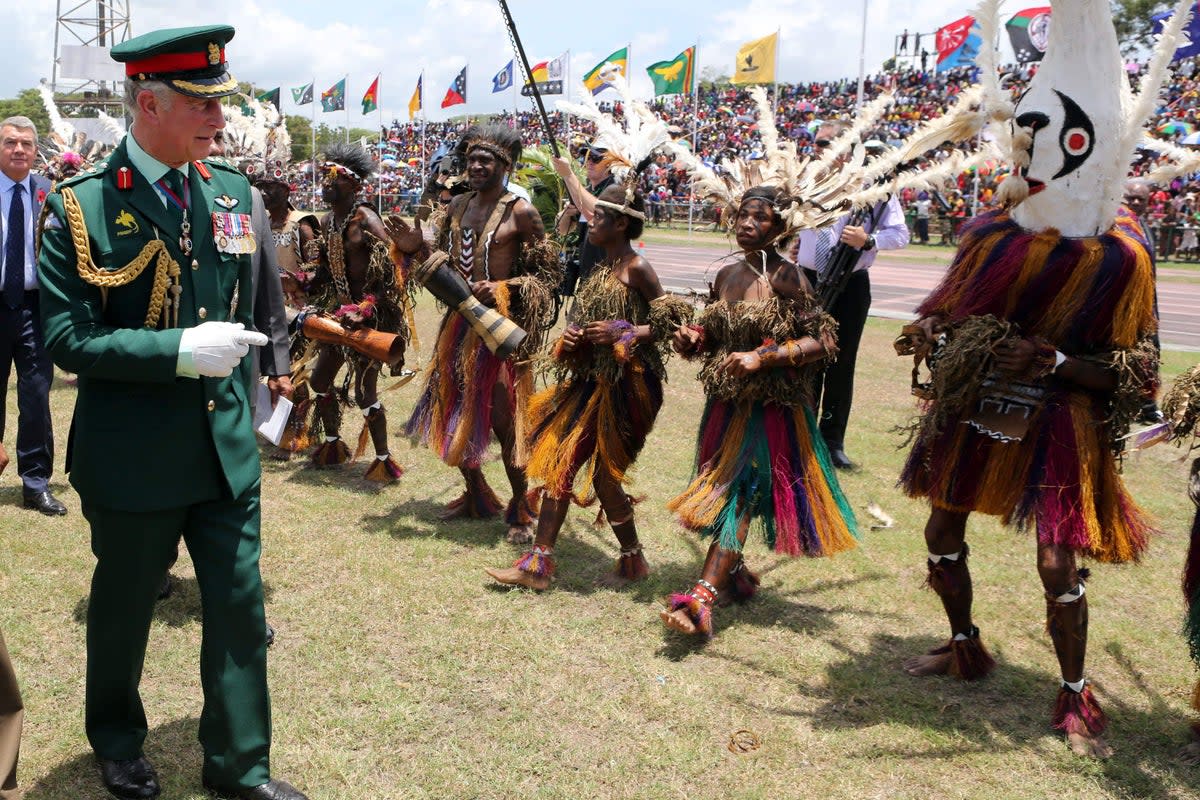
[557,75,671,205]
[222,96,292,179]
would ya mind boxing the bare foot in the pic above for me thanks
[1176,740,1200,765]
[505,524,534,545]
[903,649,953,676]
[1068,730,1113,759]
[659,608,697,635]
[484,566,550,591]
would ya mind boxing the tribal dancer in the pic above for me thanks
[660,185,859,637]
[485,184,691,589]
[894,0,1181,759]
[307,142,409,482]
[390,125,560,542]
[1163,366,1200,763]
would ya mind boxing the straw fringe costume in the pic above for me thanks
[524,264,691,506]
[900,208,1159,562]
[669,293,859,556]
[405,191,561,521]
[1161,365,1200,744]
[307,201,411,481]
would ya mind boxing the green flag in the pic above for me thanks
[646,47,695,97]
[256,87,280,112]
[292,83,313,105]
[321,78,346,112]
[582,47,628,95]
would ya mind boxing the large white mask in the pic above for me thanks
[1009,0,1129,237]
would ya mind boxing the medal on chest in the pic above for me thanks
[211,211,257,254]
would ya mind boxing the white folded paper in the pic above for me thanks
[253,383,293,446]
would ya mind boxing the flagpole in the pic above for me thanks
[310,76,317,211]
[689,41,699,235]
[377,73,383,215]
[855,0,867,110]
[563,49,571,144]
[773,27,780,116]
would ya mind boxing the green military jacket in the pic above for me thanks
[37,137,261,512]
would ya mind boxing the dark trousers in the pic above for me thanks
[804,268,870,451]
[82,484,271,789]
[0,292,54,494]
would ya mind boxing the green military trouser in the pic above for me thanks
[82,483,271,789]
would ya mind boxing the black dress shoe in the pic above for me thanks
[203,777,309,800]
[265,623,276,647]
[156,573,174,601]
[98,756,160,799]
[24,490,67,515]
[829,449,856,470]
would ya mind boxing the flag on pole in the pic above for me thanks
[291,82,313,105]
[408,74,422,120]
[731,33,777,85]
[256,87,280,112]
[441,66,467,108]
[492,60,514,93]
[522,51,566,96]
[362,75,380,114]
[582,48,628,95]
[1152,5,1200,61]
[935,15,982,72]
[321,78,346,112]
[1006,7,1051,63]
[646,47,695,96]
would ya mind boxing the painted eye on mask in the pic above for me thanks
[1052,90,1095,179]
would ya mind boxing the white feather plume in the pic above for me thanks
[1120,0,1195,174]
[555,75,669,185]
[96,111,127,144]
[37,83,76,142]
[1139,134,1200,184]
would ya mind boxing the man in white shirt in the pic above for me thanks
[794,190,910,469]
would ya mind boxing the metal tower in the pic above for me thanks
[51,0,133,102]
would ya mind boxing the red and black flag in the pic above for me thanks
[1006,7,1051,64]
[441,66,467,109]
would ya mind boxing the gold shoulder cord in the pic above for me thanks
[62,186,182,329]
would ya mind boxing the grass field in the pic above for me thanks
[2,305,1200,800]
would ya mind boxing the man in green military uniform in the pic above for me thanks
[36,26,308,800]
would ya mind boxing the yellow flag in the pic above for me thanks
[732,33,778,85]
[408,75,422,121]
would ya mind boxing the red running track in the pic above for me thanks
[641,240,1200,350]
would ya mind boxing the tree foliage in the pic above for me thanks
[0,89,52,135]
[1112,0,1172,55]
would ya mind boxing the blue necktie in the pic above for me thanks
[4,183,25,308]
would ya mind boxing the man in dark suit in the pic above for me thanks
[37,25,307,800]
[0,116,66,515]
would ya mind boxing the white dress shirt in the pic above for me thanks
[793,195,910,275]
[0,171,37,291]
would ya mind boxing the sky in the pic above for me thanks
[4,0,1022,128]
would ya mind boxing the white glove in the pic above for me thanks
[178,322,270,378]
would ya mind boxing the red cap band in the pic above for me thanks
[125,49,224,77]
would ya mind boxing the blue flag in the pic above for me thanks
[1152,4,1200,61]
[492,60,514,93]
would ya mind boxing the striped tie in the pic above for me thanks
[813,226,836,274]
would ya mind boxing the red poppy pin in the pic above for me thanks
[37,188,46,204]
